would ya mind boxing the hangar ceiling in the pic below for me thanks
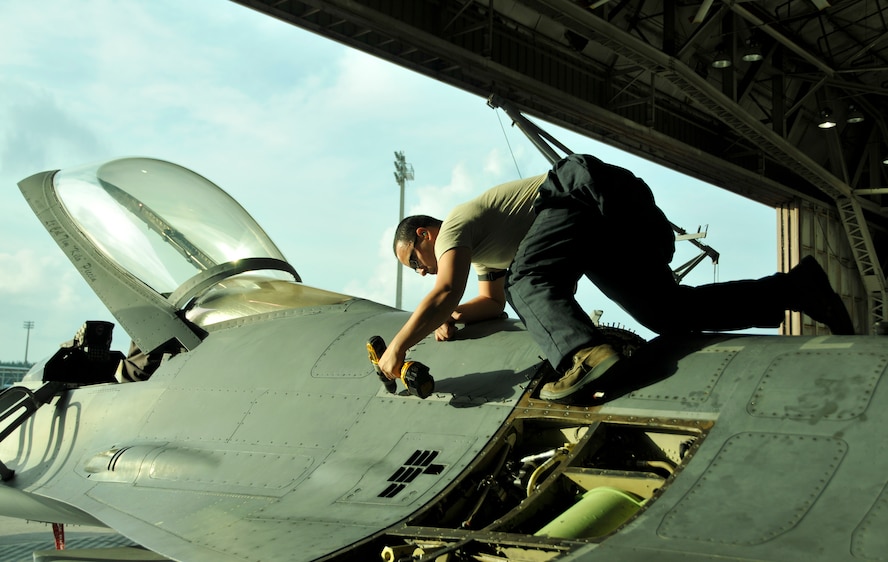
[231,0,888,325]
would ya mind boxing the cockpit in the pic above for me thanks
[15,157,359,385]
[51,157,353,331]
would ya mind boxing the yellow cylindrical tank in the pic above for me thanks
[534,487,644,539]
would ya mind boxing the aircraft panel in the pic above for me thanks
[312,313,399,379]
[200,518,378,562]
[748,349,886,421]
[335,432,476,506]
[227,390,366,448]
[252,397,514,520]
[13,385,164,490]
[139,388,268,443]
[0,484,104,527]
[398,320,543,403]
[154,309,388,393]
[626,345,741,404]
[79,444,312,495]
[84,485,276,541]
[658,432,846,544]
[853,482,888,559]
[546,334,888,562]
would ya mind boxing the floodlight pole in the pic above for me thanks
[394,151,414,309]
[23,321,34,364]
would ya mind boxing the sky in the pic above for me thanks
[0,0,777,364]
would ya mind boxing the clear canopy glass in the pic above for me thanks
[54,157,289,295]
[52,157,352,328]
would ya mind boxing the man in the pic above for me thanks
[379,154,854,401]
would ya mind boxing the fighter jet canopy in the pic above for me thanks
[22,157,351,352]
[53,157,291,295]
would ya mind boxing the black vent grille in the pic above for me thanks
[378,449,445,498]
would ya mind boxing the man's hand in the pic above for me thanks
[435,319,459,341]
[378,345,405,381]
[431,275,506,343]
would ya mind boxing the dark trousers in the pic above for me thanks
[505,155,788,371]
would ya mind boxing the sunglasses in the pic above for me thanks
[409,235,421,270]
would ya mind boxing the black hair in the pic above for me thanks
[393,215,442,256]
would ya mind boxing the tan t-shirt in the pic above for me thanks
[435,174,547,277]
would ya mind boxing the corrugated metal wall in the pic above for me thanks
[778,202,867,335]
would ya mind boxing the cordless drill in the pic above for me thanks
[367,335,435,399]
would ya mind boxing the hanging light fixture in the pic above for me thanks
[818,108,837,129]
[741,37,763,62]
[846,105,865,124]
[711,46,731,69]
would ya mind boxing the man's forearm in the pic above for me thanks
[391,288,463,353]
[380,247,472,378]
[452,295,506,324]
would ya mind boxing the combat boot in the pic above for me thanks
[540,344,620,400]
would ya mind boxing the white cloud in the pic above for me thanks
[0,249,58,294]
[343,226,400,307]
